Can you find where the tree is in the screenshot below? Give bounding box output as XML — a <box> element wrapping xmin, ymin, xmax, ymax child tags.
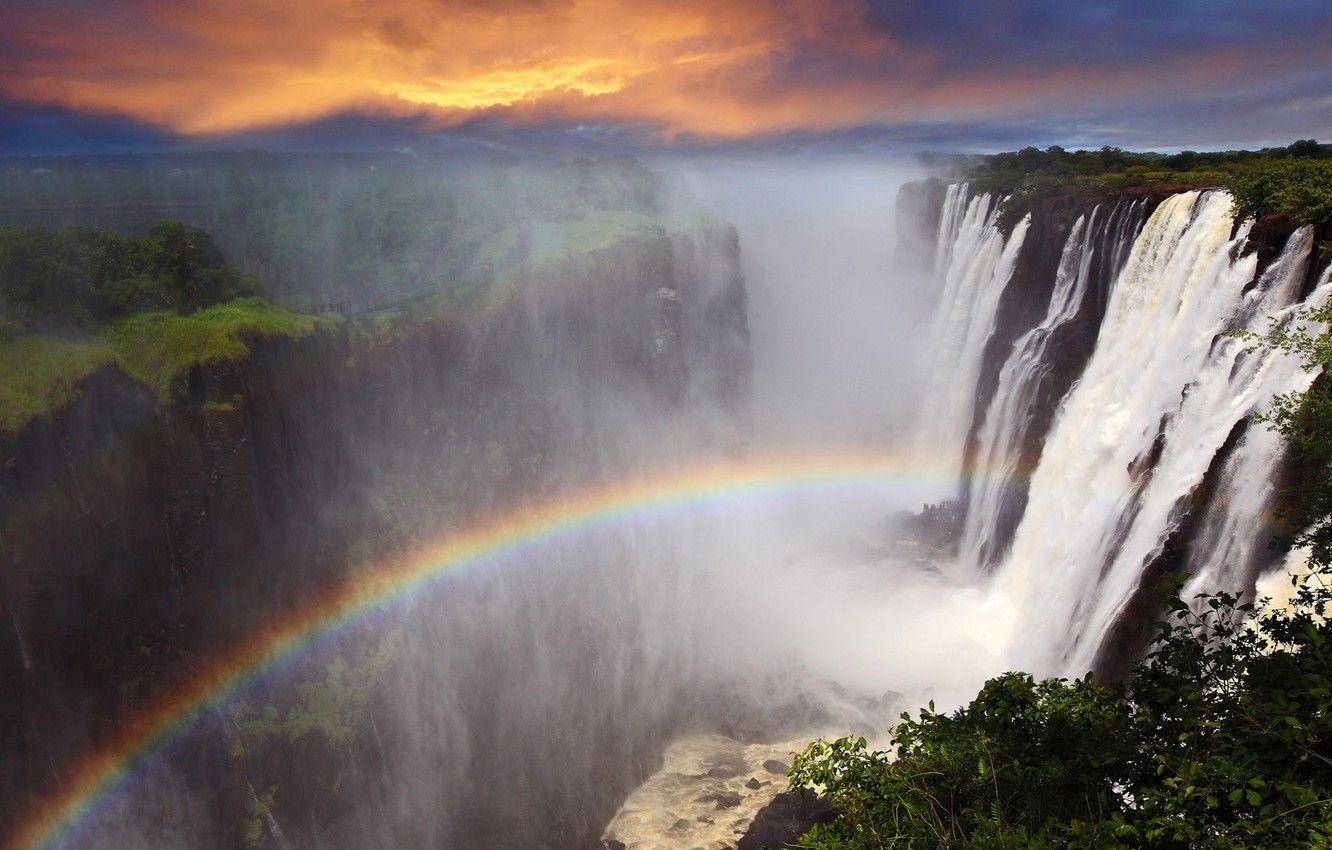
<box><xmin>1227</xmin><ymin>159</ymin><xmax>1332</xmax><ymax>225</ymax></box>
<box><xmin>0</xmin><ymin>222</ymin><xmax>259</xmax><ymax>330</ymax></box>
<box><xmin>1286</xmin><ymin>139</ymin><xmax>1323</xmax><ymax>159</ymax></box>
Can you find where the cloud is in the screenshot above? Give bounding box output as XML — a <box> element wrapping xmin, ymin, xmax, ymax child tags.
<box><xmin>0</xmin><ymin>0</ymin><xmax>890</xmax><ymax>136</ymax></box>
<box><xmin>0</xmin><ymin>0</ymin><xmax>1328</xmax><ymax>148</ymax></box>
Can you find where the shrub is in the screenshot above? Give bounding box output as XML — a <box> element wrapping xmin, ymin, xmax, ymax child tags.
<box><xmin>0</xmin><ymin>221</ymin><xmax>259</xmax><ymax>330</ymax></box>
<box><xmin>791</xmin><ymin>574</ymin><xmax>1332</xmax><ymax>849</ymax></box>
<box><xmin>1227</xmin><ymin>159</ymin><xmax>1332</xmax><ymax>225</ymax></box>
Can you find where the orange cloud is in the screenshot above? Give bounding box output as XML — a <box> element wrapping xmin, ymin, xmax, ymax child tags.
<box><xmin>0</xmin><ymin>0</ymin><xmax>907</xmax><ymax>136</ymax></box>
<box><xmin>1</xmin><ymin>0</ymin><xmax>1323</xmax><ymax>140</ymax></box>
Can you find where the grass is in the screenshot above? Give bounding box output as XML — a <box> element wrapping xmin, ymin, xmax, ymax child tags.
<box><xmin>103</xmin><ymin>297</ymin><xmax>341</xmax><ymax>399</ymax></box>
<box><xmin>465</xmin><ymin>210</ymin><xmax>663</xmax><ymax>285</ymax></box>
<box><xmin>0</xmin><ymin>333</ymin><xmax>116</xmax><ymax>435</ymax></box>
<box><xmin>0</xmin><ymin>298</ymin><xmax>343</xmax><ymax>435</ymax></box>
<box><xmin>527</xmin><ymin>210</ymin><xmax>662</xmax><ymax>269</ymax></box>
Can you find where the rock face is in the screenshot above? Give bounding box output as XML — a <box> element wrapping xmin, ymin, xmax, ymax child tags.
<box><xmin>600</xmin><ymin>734</ymin><xmax>812</xmax><ymax>850</ymax></box>
<box><xmin>737</xmin><ymin>791</ymin><xmax>835</xmax><ymax>850</ymax></box>
<box><xmin>0</xmin><ymin>221</ymin><xmax>751</xmax><ymax>846</ymax></box>
<box><xmin>894</xmin><ymin>176</ymin><xmax>947</xmax><ymax>270</ymax></box>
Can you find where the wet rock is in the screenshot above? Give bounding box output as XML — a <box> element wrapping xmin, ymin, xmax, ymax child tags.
<box><xmin>694</xmin><ymin>791</ymin><xmax>744</xmax><ymax>809</ymax></box>
<box><xmin>762</xmin><ymin>760</ymin><xmax>788</xmax><ymax>775</ymax></box>
<box><xmin>737</xmin><ymin>790</ymin><xmax>835</xmax><ymax>850</ymax></box>
<box><xmin>601</xmin><ymin>734</ymin><xmax>811</xmax><ymax>850</ymax></box>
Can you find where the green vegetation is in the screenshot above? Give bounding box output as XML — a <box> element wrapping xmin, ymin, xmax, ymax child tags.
<box><xmin>791</xmin><ymin>304</ymin><xmax>1332</xmax><ymax>848</ymax></box>
<box><xmin>791</xmin><ymin>578</ymin><xmax>1332</xmax><ymax>848</ymax></box>
<box><xmin>0</xmin><ymin>333</ymin><xmax>115</xmax><ymax>433</ymax></box>
<box><xmin>0</xmin><ymin>153</ymin><xmax>675</xmax><ymax>309</ymax></box>
<box><xmin>1228</xmin><ymin>158</ymin><xmax>1332</xmax><ymax>225</ymax></box>
<box><xmin>467</xmin><ymin>209</ymin><xmax>663</xmax><ymax>283</ymax></box>
<box><xmin>0</xmin><ymin>154</ymin><xmax>700</xmax><ymax>434</ymax></box>
<box><xmin>959</xmin><ymin>140</ymin><xmax>1332</xmax><ymax>231</ymax></box>
<box><xmin>103</xmin><ymin>298</ymin><xmax>338</xmax><ymax>399</ymax></box>
<box><xmin>227</xmin><ymin>637</ymin><xmax>397</xmax><ymax>845</ymax></box>
<box><xmin>0</xmin><ymin>220</ymin><xmax>258</xmax><ymax>330</ymax></box>
<box><xmin>0</xmin><ymin>220</ymin><xmax>338</xmax><ymax>433</ymax></box>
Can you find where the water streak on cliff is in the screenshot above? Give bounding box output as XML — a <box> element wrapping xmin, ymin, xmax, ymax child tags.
<box><xmin>1181</xmin><ymin>262</ymin><xmax>1332</xmax><ymax>600</ymax></box>
<box><xmin>915</xmin><ymin>184</ymin><xmax>1030</xmax><ymax>484</ymax></box>
<box><xmin>958</xmin><ymin>199</ymin><xmax>1146</xmax><ymax>573</ymax></box>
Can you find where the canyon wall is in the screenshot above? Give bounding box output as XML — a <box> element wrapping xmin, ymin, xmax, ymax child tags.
<box><xmin>0</xmin><ymin>223</ymin><xmax>750</xmax><ymax>848</ymax></box>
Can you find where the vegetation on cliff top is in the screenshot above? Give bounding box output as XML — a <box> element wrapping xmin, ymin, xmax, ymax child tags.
<box><xmin>0</xmin><ymin>156</ymin><xmax>721</xmax><ymax>433</ymax></box>
<box><xmin>957</xmin><ymin>140</ymin><xmax>1332</xmax><ymax>231</ymax></box>
<box><xmin>0</xmin><ymin>222</ymin><xmax>337</xmax><ymax>433</ymax></box>
<box><xmin>1228</xmin><ymin>158</ymin><xmax>1332</xmax><ymax>226</ymax></box>
<box><xmin>0</xmin><ymin>153</ymin><xmax>680</xmax><ymax>309</ymax></box>
<box><xmin>103</xmin><ymin>298</ymin><xmax>340</xmax><ymax>399</ymax></box>
<box><xmin>0</xmin><ymin>220</ymin><xmax>260</xmax><ymax>329</ymax></box>
<box><xmin>0</xmin><ymin>333</ymin><xmax>115</xmax><ymax>434</ymax></box>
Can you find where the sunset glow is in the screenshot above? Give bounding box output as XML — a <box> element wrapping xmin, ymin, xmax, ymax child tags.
<box><xmin>2</xmin><ymin>0</ymin><xmax>1328</xmax><ymax>146</ymax></box>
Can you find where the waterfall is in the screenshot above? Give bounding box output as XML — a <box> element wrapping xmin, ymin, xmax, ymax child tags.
<box><xmin>988</xmin><ymin>191</ymin><xmax>1320</xmax><ymax>675</ymax></box>
<box><xmin>1183</xmin><ymin>262</ymin><xmax>1332</xmax><ymax>599</ymax></box>
<box><xmin>915</xmin><ymin>183</ymin><xmax>1031</xmax><ymax>482</ymax></box>
<box><xmin>957</xmin><ymin>210</ymin><xmax>1098</xmax><ymax>573</ymax></box>
<box><xmin>956</xmin><ymin>200</ymin><xmax>1146</xmax><ymax>573</ymax></box>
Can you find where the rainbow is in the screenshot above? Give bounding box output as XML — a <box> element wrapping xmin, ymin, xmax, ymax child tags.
<box><xmin>9</xmin><ymin>451</ymin><xmax>1000</xmax><ymax>850</ymax></box>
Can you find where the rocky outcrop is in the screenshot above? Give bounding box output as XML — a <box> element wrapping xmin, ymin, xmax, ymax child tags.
<box><xmin>600</xmin><ymin>734</ymin><xmax>811</xmax><ymax>850</ymax></box>
<box><xmin>1246</xmin><ymin>214</ymin><xmax>1332</xmax><ymax>294</ymax></box>
<box><xmin>737</xmin><ymin>791</ymin><xmax>835</xmax><ymax>850</ymax></box>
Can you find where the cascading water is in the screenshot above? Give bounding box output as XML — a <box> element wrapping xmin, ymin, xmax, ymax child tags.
<box><xmin>957</xmin><ymin>210</ymin><xmax>1098</xmax><ymax>573</ymax></box>
<box><xmin>988</xmin><ymin>191</ymin><xmax>1321</xmax><ymax>675</ymax></box>
<box><xmin>1182</xmin><ymin>262</ymin><xmax>1332</xmax><ymax>600</ymax></box>
<box><xmin>957</xmin><ymin>199</ymin><xmax>1147</xmax><ymax>574</ymax></box>
<box><xmin>915</xmin><ymin>183</ymin><xmax>1031</xmax><ymax>481</ymax></box>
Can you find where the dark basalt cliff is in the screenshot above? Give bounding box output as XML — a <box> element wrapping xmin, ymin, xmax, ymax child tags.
<box><xmin>0</xmin><ymin>224</ymin><xmax>750</xmax><ymax>847</ymax></box>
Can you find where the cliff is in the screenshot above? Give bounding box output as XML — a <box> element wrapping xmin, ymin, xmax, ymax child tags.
<box><xmin>893</xmin><ymin>177</ymin><xmax>947</xmax><ymax>270</ymax></box>
<box><xmin>0</xmin><ymin>218</ymin><xmax>750</xmax><ymax>845</ymax></box>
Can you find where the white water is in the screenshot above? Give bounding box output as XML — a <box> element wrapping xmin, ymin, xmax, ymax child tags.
<box><xmin>915</xmin><ymin>183</ymin><xmax>1031</xmax><ymax>481</ymax></box>
<box><xmin>957</xmin><ymin>211</ymin><xmax>1098</xmax><ymax>573</ymax></box>
<box><xmin>1183</xmin><ymin>262</ymin><xmax>1332</xmax><ymax>599</ymax></box>
<box><xmin>988</xmin><ymin>191</ymin><xmax>1320</xmax><ymax>675</ymax></box>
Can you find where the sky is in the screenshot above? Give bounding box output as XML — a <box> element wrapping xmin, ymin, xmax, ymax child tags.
<box><xmin>1</xmin><ymin>0</ymin><xmax>1330</xmax><ymax>155</ymax></box>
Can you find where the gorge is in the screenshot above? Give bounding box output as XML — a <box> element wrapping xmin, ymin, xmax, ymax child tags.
<box><xmin>1</xmin><ymin>152</ymin><xmax>1330</xmax><ymax>849</ymax></box>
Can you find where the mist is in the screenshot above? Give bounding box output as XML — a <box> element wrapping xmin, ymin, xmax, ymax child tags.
<box><xmin>4</xmin><ymin>152</ymin><xmax>1016</xmax><ymax>850</ymax></box>
<box><xmin>675</xmin><ymin>156</ymin><xmax>941</xmax><ymax>447</ymax></box>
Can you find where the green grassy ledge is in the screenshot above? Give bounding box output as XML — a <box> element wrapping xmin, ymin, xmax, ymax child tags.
<box><xmin>0</xmin><ymin>334</ymin><xmax>117</xmax><ymax>435</ymax></box>
<box><xmin>103</xmin><ymin>297</ymin><xmax>342</xmax><ymax>399</ymax></box>
<box><xmin>0</xmin><ymin>298</ymin><xmax>341</xmax><ymax>437</ymax></box>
